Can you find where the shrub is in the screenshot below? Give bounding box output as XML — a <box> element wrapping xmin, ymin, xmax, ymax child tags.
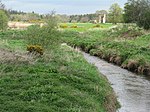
<box><xmin>27</xmin><ymin>45</ymin><xmax>44</xmax><ymax>55</ymax></box>
<box><xmin>70</xmin><ymin>25</ymin><xmax>78</xmax><ymax>28</ymax></box>
<box><xmin>25</xmin><ymin>20</ymin><xmax>61</xmax><ymax>50</ymax></box>
<box><xmin>93</xmin><ymin>24</ymin><xmax>101</xmax><ymax>28</ymax></box>
<box><xmin>108</xmin><ymin>24</ymin><xmax>144</xmax><ymax>39</ymax></box>
<box><xmin>60</xmin><ymin>24</ymin><xmax>68</xmax><ymax>28</ymax></box>
<box><xmin>0</xmin><ymin>10</ymin><xmax>8</xmax><ymax>30</ymax></box>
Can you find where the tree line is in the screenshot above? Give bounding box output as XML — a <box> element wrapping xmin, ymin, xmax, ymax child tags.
<box><xmin>0</xmin><ymin>0</ymin><xmax>150</xmax><ymax>30</ymax></box>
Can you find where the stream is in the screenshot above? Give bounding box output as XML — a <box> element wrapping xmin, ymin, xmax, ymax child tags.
<box><xmin>82</xmin><ymin>52</ymin><xmax>150</xmax><ymax>112</ymax></box>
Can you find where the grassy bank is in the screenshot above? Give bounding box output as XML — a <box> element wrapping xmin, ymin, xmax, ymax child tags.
<box><xmin>0</xmin><ymin>28</ymin><xmax>118</xmax><ymax>112</ymax></box>
<box><xmin>61</xmin><ymin>24</ymin><xmax>150</xmax><ymax>76</ymax></box>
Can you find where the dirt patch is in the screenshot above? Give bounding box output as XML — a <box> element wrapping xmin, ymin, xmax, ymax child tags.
<box><xmin>138</xmin><ymin>66</ymin><xmax>150</xmax><ymax>76</ymax></box>
<box><xmin>109</xmin><ymin>56</ymin><xmax>116</xmax><ymax>63</ymax></box>
<box><xmin>114</xmin><ymin>56</ymin><xmax>122</xmax><ymax>66</ymax></box>
<box><xmin>0</xmin><ymin>48</ymin><xmax>34</xmax><ymax>64</ymax></box>
<box><xmin>127</xmin><ymin>60</ymin><xmax>139</xmax><ymax>72</ymax></box>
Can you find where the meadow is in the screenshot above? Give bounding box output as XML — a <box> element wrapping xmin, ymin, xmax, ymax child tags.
<box><xmin>0</xmin><ymin>25</ymin><xmax>119</xmax><ymax>112</ymax></box>
<box><xmin>59</xmin><ymin>23</ymin><xmax>113</xmax><ymax>32</ymax></box>
<box><xmin>1</xmin><ymin>22</ymin><xmax>149</xmax><ymax>112</ymax></box>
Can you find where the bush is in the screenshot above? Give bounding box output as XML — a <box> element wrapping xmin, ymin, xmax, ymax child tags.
<box><xmin>93</xmin><ymin>24</ymin><xmax>101</xmax><ymax>28</ymax></box>
<box><xmin>27</xmin><ymin>45</ymin><xmax>44</xmax><ymax>55</ymax></box>
<box><xmin>60</xmin><ymin>24</ymin><xmax>68</xmax><ymax>28</ymax></box>
<box><xmin>70</xmin><ymin>25</ymin><xmax>78</xmax><ymax>28</ymax></box>
<box><xmin>108</xmin><ymin>24</ymin><xmax>144</xmax><ymax>39</ymax></box>
<box><xmin>0</xmin><ymin>10</ymin><xmax>8</xmax><ymax>30</ymax></box>
<box><xmin>25</xmin><ymin>12</ymin><xmax>61</xmax><ymax>50</ymax></box>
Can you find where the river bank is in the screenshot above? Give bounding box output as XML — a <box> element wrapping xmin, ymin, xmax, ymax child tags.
<box><xmin>62</xmin><ymin>24</ymin><xmax>150</xmax><ymax>76</ymax></box>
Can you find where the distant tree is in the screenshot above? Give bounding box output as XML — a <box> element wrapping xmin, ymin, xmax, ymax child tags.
<box><xmin>96</xmin><ymin>10</ymin><xmax>107</xmax><ymax>15</ymax></box>
<box><xmin>108</xmin><ymin>3</ymin><xmax>123</xmax><ymax>24</ymax></box>
<box><xmin>124</xmin><ymin>0</ymin><xmax>150</xmax><ymax>29</ymax></box>
<box><xmin>69</xmin><ymin>13</ymin><xmax>98</xmax><ymax>23</ymax></box>
<box><xmin>80</xmin><ymin>16</ymin><xmax>89</xmax><ymax>23</ymax></box>
<box><xmin>0</xmin><ymin>0</ymin><xmax>5</xmax><ymax>10</ymax></box>
<box><xmin>57</xmin><ymin>14</ymin><xmax>70</xmax><ymax>23</ymax></box>
<box><xmin>0</xmin><ymin>10</ymin><xmax>8</xmax><ymax>30</ymax></box>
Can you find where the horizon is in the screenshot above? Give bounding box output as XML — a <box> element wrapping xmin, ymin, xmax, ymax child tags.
<box><xmin>2</xmin><ymin>0</ymin><xmax>127</xmax><ymax>15</ymax></box>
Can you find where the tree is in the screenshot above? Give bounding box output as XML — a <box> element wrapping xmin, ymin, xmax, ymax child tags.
<box><xmin>124</xmin><ymin>0</ymin><xmax>150</xmax><ymax>29</ymax></box>
<box><xmin>0</xmin><ymin>10</ymin><xmax>8</xmax><ymax>30</ymax></box>
<box><xmin>80</xmin><ymin>16</ymin><xmax>89</xmax><ymax>23</ymax></box>
<box><xmin>0</xmin><ymin>0</ymin><xmax>5</xmax><ymax>10</ymax></box>
<box><xmin>108</xmin><ymin>3</ymin><xmax>123</xmax><ymax>24</ymax></box>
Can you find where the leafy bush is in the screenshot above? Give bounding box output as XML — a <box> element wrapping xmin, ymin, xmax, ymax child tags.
<box><xmin>108</xmin><ymin>24</ymin><xmax>144</xmax><ymax>39</ymax></box>
<box><xmin>27</xmin><ymin>45</ymin><xmax>44</xmax><ymax>55</ymax></box>
<box><xmin>93</xmin><ymin>24</ymin><xmax>102</xmax><ymax>28</ymax></box>
<box><xmin>25</xmin><ymin>19</ymin><xmax>61</xmax><ymax>50</ymax></box>
<box><xmin>70</xmin><ymin>25</ymin><xmax>78</xmax><ymax>28</ymax></box>
<box><xmin>60</xmin><ymin>24</ymin><xmax>68</xmax><ymax>28</ymax></box>
<box><xmin>0</xmin><ymin>10</ymin><xmax>8</xmax><ymax>30</ymax></box>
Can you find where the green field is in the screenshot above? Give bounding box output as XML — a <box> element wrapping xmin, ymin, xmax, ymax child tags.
<box><xmin>0</xmin><ymin>27</ymin><xmax>118</xmax><ymax>112</ymax></box>
<box><xmin>59</xmin><ymin>23</ymin><xmax>114</xmax><ymax>32</ymax></box>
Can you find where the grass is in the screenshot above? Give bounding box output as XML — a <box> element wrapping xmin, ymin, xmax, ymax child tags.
<box><xmin>0</xmin><ymin>27</ymin><xmax>118</xmax><ymax>112</ymax></box>
<box><xmin>0</xmin><ymin>30</ymin><xmax>26</xmax><ymax>51</ymax></box>
<box><xmin>59</xmin><ymin>23</ymin><xmax>113</xmax><ymax>32</ymax></box>
<box><xmin>61</xmin><ymin>24</ymin><xmax>150</xmax><ymax>76</ymax></box>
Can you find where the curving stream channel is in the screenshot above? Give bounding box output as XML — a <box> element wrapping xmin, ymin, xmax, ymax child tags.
<box><xmin>82</xmin><ymin>52</ymin><xmax>150</xmax><ymax>112</ymax></box>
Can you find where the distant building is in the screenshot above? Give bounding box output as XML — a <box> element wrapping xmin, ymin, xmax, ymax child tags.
<box><xmin>96</xmin><ymin>10</ymin><xmax>107</xmax><ymax>23</ymax></box>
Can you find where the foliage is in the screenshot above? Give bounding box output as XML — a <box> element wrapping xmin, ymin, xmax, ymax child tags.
<box><xmin>59</xmin><ymin>24</ymin><xmax>68</xmax><ymax>28</ymax></box>
<box><xmin>0</xmin><ymin>9</ymin><xmax>8</xmax><ymax>30</ymax></box>
<box><xmin>0</xmin><ymin>0</ymin><xmax>5</xmax><ymax>10</ymax></box>
<box><xmin>44</xmin><ymin>11</ymin><xmax>58</xmax><ymax>30</ymax></box>
<box><xmin>108</xmin><ymin>24</ymin><xmax>144</xmax><ymax>39</ymax></box>
<box><xmin>25</xmin><ymin>12</ymin><xmax>61</xmax><ymax>50</ymax></box>
<box><xmin>124</xmin><ymin>0</ymin><xmax>150</xmax><ymax>29</ymax></box>
<box><xmin>70</xmin><ymin>24</ymin><xmax>78</xmax><ymax>28</ymax></box>
<box><xmin>108</xmin><ymin>3</ymin><xmax>123</xmax><ymax>24</ymax></box>
<box><xmin>93</xmin><ymin>24</ymin><xmax>103</xmax><ymax>28</ymax></box>
<box><xmin>27</xmin><ymin>45</ymin><xmax>44</xmax><ymax>55</ymax></box>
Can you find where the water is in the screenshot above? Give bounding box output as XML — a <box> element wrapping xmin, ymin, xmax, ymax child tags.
<box><xmin>83</xmin><ymin>52</ymin><xmax>150</xmax><ymax>112</ymax></box>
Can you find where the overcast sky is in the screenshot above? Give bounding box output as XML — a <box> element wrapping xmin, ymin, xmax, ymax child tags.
<box><xmin>2</xmin><ymin>0</ymin><xmax>127</xmax><ymax>15</ymax></box>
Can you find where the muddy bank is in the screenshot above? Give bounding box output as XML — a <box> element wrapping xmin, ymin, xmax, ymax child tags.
<box><xmin>83</xmin><ymin>52</ymin><xmax>150</xmax><ymax>112</ymax></box>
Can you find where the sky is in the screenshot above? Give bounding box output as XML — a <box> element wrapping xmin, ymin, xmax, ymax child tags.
<box><xmin>2</xmin><ymin>0</ymin><xmax>127</xmax><ymax>15</ymax></box>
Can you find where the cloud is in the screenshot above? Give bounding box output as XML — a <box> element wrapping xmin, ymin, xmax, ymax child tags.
<box><xmin>2</xmin><ymin>0</ymin><xmax>127</xmax><ymax>14</ymax></box>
